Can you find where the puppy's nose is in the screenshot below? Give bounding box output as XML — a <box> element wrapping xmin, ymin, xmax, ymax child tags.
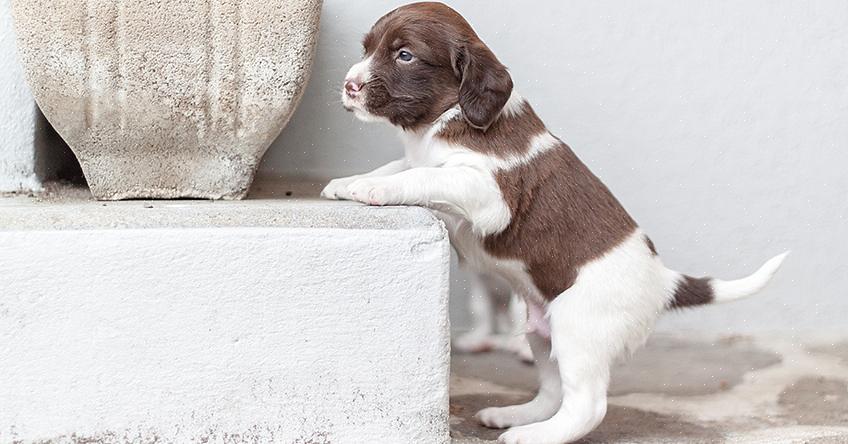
<box><xmin>344</xmin><ymin>78</ymin><xmax>363</xmax><ymax>96</ymax></box>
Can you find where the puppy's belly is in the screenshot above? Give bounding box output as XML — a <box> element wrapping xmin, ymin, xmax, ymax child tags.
<box><xmin>435</xmin><ymin>210</ymin><xmax>548</xmax><ymax>309</ymax></box>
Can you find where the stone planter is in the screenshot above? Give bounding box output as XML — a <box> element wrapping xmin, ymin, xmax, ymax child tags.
<box><xmin>11</xmin><ymin>0</ymin><xmax>322</xmax><ymax>200</ymax></box>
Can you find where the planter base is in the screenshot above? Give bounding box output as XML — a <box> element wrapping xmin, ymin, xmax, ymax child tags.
<box><xmin>81</xmin><ymin>150</ymin><xmax>258</xmax><ymax>200</ymax></box>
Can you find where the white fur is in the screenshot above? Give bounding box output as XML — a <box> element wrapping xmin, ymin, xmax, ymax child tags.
<box><xmin>343</xmin><ymin>107</ymin><xmax>515</xmax><ymax>237</ymax></box>
<box><xmin>321</xmin><ymin>159</ymin><xmax>408</xmax><ymax>200</ymax></box>
<box><xmin>503</xmin><ymin>294</ymin><xmax>534</xmax><ymax>361</ymax></box>
<box><xmin>476</xmin><ymin>333</ymin><xmax>563</xmax><ymax>429</ymax></box>
<box><xmin>341</xmin><ymin>56</ymin><xmax>390</xmax><ymax>124</ymax></box>
<box><xmin>345</xmin><ymin>56</ymin><xmax>372</xmax><ymax>85</ymax></box>
<box><xmin>709</xmin><ymin>252</ymin><xmax>789</xmax><ymax>302</ymax></box>
<box><xmin>493</xmin><ymin>131</ymin><xmax>561</xmax><ymax>171</ymax></box>
<box><xmin>498</xmin><ymin>230</ymin><xmax>670</xmax><ymax>444</ymax></box>
<box><xmin>501</xmin><ymin>91</ymin><xmax>527</xmax><ymax>118</ymax></box>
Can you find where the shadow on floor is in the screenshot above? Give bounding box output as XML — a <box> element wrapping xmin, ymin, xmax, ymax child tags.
<box><xmin>450</xmin><ymin>335</ymin><xmax>848</xmax><ymax>443</ymax></box>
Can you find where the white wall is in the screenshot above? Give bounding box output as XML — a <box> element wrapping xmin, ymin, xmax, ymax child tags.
<box><xmin>0</xmin><ymin>0</ymin><xmax>39</xmax><ymax>191</ymax></box>
<box><xmin>261</xmin><ymin>0</ymin><xmax>848</xmax><ymax>335</ymax></box>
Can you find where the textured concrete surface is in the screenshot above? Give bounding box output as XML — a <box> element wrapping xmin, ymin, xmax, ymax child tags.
<box><xmin>11</xmin><ymin>0</ymin><xmax>322</xmax><ymax>200</ymax></box>
<box><xmin>0</xmin><ymin>182</ymin><xmax>451</xmax><ymax>443</ymax></box>
<box><xmin>451</xmin><ymin>335</ymin><xmax>848</xmax><ymax>443</ymax></box>
<box><xmin>0</xmin><ymin>180</ymin><xmax>442</xmax><ymax>232</ymax></box>
<box><xmin>0</xmin><ymin>0</ymin><xmax>39</xmax><ymax>192</ymax></box>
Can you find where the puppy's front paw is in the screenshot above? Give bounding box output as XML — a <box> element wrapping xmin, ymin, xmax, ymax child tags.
<box><xmin>347</xmin><ymin>178</ymin><xmax>395</xmax><ymax>206</ymax></box>
<box><xmin>321</xmin><ymin>177</ymin><xmax>356</xmax><ymax>200</ymax></box>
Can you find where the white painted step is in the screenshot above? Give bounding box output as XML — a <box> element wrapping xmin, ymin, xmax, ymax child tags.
<box><xmin>0</xmin><ymin>190</ymin><xmax>451</xmax><ymax>443</ymax></box>
<box><xmin>0</xmin><ymin>0</ymin><xmax>39</xmax><ymax>192</ymax></box>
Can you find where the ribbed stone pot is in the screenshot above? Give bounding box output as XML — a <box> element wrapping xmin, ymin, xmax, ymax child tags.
<box><xmin>11</xmin><ymin>0</ymin><xmax>322</xmax><ymax>200</ymax></box>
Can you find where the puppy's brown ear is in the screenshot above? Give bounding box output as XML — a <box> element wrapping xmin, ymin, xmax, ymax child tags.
<box><xmin>453</xmin><ymin>41</ymin><xmax>513</xmax><ymax>131</ymax></box>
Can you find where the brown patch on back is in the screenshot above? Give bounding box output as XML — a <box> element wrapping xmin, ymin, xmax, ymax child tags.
<box><xmin>482</xmin><ymin>139</ymin><xmax>639</xmax><ymax>300</ymax></box>
<box><xmin>439</xmin><ymin>101</ymin><xmax>545</xmax><ymax>157</ymax></box>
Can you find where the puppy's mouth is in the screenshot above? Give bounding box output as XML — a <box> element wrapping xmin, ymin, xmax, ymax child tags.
<box><xmin>341</xmin><ymin>88</ymin><xmax>385</xmax><ymax>123</ymax></box>
<box><xmin>342</xmin><ymin>98</ymin><xmax>364</xmax><ymax>116</ymax></box>
<box><xmin>341</xmin><ymin>97</ymin><xmax>367</xmax><ymax>119</ymax></box>
<box><xmin>341</xmin><ymin>89</ymin><xmax>363</xmax><ymax>112</ymax></box>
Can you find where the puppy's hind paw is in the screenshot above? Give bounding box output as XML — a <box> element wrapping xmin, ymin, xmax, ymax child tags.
<box><xmin>453</xmin><ymin>332</ymin><xmax>496</xmax><ymax>354</ymax></box>
<box><xmin>475</xmin><ymin>407</ymin><xmax>519</xmax><ymax>429</ymax></box>
<box><xmin>498</xmin><ymin>423</ymin><xmax>560</xmax><ymax>444</ymax></box>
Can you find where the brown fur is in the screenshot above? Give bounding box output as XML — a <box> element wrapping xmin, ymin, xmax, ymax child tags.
<box><xmin>669</xmin><ymin>276</ymin><xmax>715</xmax><ymax>308</ymax></box>
<box><xmin>645</xmin><ymin>236</ymin><xmax>658</xmax><ymax>256</ymax></box>
<box><xmin>485</xmin><ymin>143</ymin><xmax>639</xmax><ymax>300</ymax></box>
<box><xmin>439</xmin><ymin>102</ymin><xmax>546</xmax><ymax>157</ymax></box>
<box><xmin>357</xmin><ymin>2</ymin><xmax>511</xmax><ymax>131</ymax></box>
<box><xmin>358</xmin><ymin>3</ymin><xmax>463</xmax><ymax>129</ymax></box>
<box><xmin>468</xmin><ymin>108</ymin><xmax>638</xmax><ymax>300</ymax></box>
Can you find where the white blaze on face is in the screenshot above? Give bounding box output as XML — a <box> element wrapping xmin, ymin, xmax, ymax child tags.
<box><xmin>341</xmin><ymin>56</ymin><xmax>373</xmax><ymax>109</ymax></box>
<box><xmin>345</xmin><ymin>56</ymin><xmax>373</xmax><ymax>85</ymax></box>
<box><xmin>342</xmin><ymin>56</ymin><xmax>387</xmax><ymax>123</ymax></box>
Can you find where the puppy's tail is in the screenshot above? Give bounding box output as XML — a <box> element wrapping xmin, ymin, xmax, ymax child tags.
<box><xmin>666</xmin><ymin>252</ymin><xmax>789</xmax><ymax>309</ymax></box>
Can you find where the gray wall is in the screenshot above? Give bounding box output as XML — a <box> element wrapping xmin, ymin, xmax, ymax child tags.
<box><xmin>260</xmin><ymin>1</ymin><xmax>848</xmax><ymax>336</ymax></box>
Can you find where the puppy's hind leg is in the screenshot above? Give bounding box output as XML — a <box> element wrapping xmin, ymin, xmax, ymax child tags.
<box><xmin>498</xmin><ymin>294</ymin><xmax>615</xmax><ymax>444</ymax></box>
<box><xmin>475</xmin><ymin>332</ymin><xmax>562</xmax><ymax>429</ymax></box>
<box><xmin>454</xmin><ymin>273</ymin><xmax>497</xmax><ymax>353</ymax></box>
<box><xmin>499</xmin><ymin>238</ymin><xmax>666</xmax><ymax>444</ymax></box>
<box><xmin>503</xmin><ymin>294</ymin><xmax>534</xmax><ymax>363</ymax></box>
<box><xmin>500</xmin><ymin>277</ymin><xmax>664</xmax><ymax>438</ymax></box>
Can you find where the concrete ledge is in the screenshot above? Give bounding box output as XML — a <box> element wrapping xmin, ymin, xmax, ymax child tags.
<box><xmin>0</xmin><ymin>187</ymin><xmax>451</xmax><ymax>443</ymax></box>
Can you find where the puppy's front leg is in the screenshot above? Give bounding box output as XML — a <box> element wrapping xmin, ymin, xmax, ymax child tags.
<box><xmin>321</xmin><ymin>159</ymin><xmax>409</xmax><ymax>200</ymax></box>
<box><xmin>347</xmin><ymin>166</ymin><xmax>511</xmax><ymax>236</ymax></box>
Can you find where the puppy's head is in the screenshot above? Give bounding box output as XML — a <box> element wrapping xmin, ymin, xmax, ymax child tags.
<box><xmin>342</xmin><ymin>2</ymin><xmax>513</xmax><ymax>131</ymax></box>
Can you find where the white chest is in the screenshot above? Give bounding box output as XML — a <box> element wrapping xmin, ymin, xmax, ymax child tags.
<box><xmin>399</xmin><ymin>129</ymin><xmax>455</xmax><ymax>168</ymax></box>
<box><xmin>396</xmin><ymin>119</ymin><xmax>541</xmax><ymax>301</ymax></box>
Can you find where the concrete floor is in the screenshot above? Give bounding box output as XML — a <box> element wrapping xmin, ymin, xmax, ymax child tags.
<box><xmin>450</xmin><ymin>335</ymin><xmax>848</xmax><ymax>443</ymax></box>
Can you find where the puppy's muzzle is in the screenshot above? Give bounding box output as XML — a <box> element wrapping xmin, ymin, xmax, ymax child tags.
<box><xmin>344</xmin><ymin>78</ymin><xmax>364</xmax><ymax>99</ymax></box>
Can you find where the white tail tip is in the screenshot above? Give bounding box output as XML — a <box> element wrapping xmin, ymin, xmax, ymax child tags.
<box><xmin>712</xmin><ymin>251</ymin><xmax>790</xmax><ymax>303</ymax></box>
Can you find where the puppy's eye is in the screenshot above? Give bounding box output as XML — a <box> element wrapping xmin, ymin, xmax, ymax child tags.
<box><xmin>397</xmin><ymin>50</ymin><xmax>414</xmax><ymax>63</ymax></box>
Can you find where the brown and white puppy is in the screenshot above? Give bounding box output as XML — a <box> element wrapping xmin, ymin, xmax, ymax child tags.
<box><xmin>322</xmin><ymin>3</ymin><xmax>788</xmax><ymax>443</ymax></box>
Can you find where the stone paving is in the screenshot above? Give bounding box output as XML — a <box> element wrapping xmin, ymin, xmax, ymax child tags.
<box><xmin>451</xmin><ymin>335</ymin><xmax>848</xmax><ymax>443</ymax></box>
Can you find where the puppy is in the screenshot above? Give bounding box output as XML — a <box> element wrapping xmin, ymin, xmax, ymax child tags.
<box><xmin>322</xmin><ymin>3</ymin><xmax>788</xmax><ymax>443</ymax></box>
<box><xmin>454</xmin><ymin>272</ymin><xmax>534</xmax><ymax>363</ymax></box>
